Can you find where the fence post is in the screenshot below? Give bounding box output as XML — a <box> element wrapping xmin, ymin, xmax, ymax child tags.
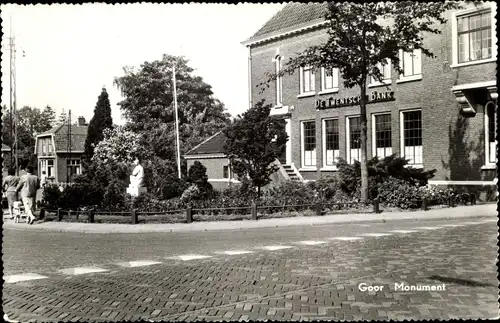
<box><xmin>251</xmin><ymin>202</ymin><xmax>257</xmax><ymax>220</ymax></box>
<box><xmin>186</xmin><ymin>207</ymin><xmax>193</xmax><ymax>224</ymax></box>
<box><xmin>373</xmin><ymin>198</ymin><xmax>380</xmax><ymax>214</ymax></box>
<box><xmin>39</xmin><ymin>208</ymin><xmax>45</xmax><ymax>220</ymax></box>
<box><xmin>449</xmin><ymin>195</ymin><xmax>455</xmax><ymax>207</ymax></box>
<box><xmin>131</xmin><ymin>209</ymin><xmax>138</xmax><ymax>224</ymax></box>
<box><xmin>88</xmin><ymin>210</ymin><xmax>94</xmax><ymax>223</ymax></box>
<box><xmin>421</xmin><ymin>198</ymin><xmax>428</xmax><ymax>211</ymax></box>
<box><xmin>471</xmin><ymin>194</ymin><xmax>476</xmax><ymax>205</ymax></box>
<box><xmin>57</xmin><ymin>208</ymin><xmax>62</xmax><ymax>221</ymax></box>
<box><xmin>315</xmin><ymin>202</ymin><xmax>323</xmax><ymax>216</ymax></box>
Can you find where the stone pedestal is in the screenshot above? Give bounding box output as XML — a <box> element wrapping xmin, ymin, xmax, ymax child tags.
<box><xmin>126</xmin><ymin>186</ymin><xmax>147</xmax><ymax>197</ymax></box>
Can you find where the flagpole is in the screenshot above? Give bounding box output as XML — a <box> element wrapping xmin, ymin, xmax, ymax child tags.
<box><xmin>172</xmin><ymin>63</ymin><xmax>181</xmax><ymax>179</ymax></box>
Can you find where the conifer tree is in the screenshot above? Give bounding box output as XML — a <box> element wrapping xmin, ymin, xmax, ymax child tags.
<box><xmin>84</xmin><ymin>87</ymin><xmax>113</xmax><ymax>162</ymax></box>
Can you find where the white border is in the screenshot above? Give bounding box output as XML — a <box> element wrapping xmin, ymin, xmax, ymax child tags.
<box><xmin>300</xmin><ymin>120</ymin><xmax>317</xmax><ymax>169</ymax></box>
<box><xmin>450</xmin><ymin>3</ymin><xmax>497</xmax><ymax>68</ymax></box>
<box><xmin>322</xmin><ymin>118</ymin><xmax>339</xmax><ymax>170</ymax></box>
<box><xmin>400</xmin><ymin>109</ymin><xmax>423</xmax><ymax>168</ymax></box>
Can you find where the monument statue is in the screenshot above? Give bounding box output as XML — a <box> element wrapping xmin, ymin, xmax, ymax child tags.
<box><xmin>127</xmin><ymin>158</ymin><xmax>147</xmax><ymax>196</ymax></box>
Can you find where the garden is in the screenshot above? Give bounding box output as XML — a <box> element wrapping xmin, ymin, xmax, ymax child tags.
<box><xmin>39</xmin><ymin>154</ymin><xmax>472</xmax><ymax>224</ymax></box>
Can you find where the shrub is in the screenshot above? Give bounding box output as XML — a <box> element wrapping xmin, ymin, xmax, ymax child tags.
<box><xmin>307</xmin><ymin>176</ymin><xmax>340</xmax><ymax>201</ymax></box>
<box><xmin>102</xmin><ymin>179</ymin><xmax>128</xmax><ymax>210</ymax></box>
<box><xmin>377</xmin><ymin>177</ymin><xmax>421</xmax><ymax>209</ymax></box>
<box><xmin>337</xmin><ymin>154</ymin><xmax>437</xmax><ymax>199</ymax></box>
<box><xmin>187</xmin><ymin>161</ymin><xmax>214</xmax><ymax>199</ymax></box>
<box><xmin>420</xmin><ymin>184</ymin><xmax>454</xmax><ymax>205</ymax></box>
<box><xmin>42</xmin><ymin>184</ymin><xmax>64</xmax><ymax>209</ymax></box>
<box><xmin>261</xmin><ymin>181</ymin><xmax>316</xmax><ymax>206</ymax></box>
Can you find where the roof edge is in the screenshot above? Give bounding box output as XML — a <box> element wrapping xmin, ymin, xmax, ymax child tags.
<box><xmin>242</xmin><ymin>18</ymin><xmax>327</xmax><ymax>47</ymax></box>
<box><xmin>185</xmin><ymin>131</ymin><xmax>224</xmax><ymax>155</ymax></box>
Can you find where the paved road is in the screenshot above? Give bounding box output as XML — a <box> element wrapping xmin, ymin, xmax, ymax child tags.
<box><xmin>2</xmin><ymin>216</ymin><xmax>498</xmax><ymax>321</ymax></box>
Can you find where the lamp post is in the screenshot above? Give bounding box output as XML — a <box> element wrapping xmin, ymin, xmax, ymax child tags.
<box><xmin>172</xmin><ymin>62</ymin><xmax>181</xmax><ymax>179</ymax></box>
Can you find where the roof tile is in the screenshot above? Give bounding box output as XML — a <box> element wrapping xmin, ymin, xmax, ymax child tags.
<box><xmin>185</xmin><ymin>131</ymin><xmax>226</xmax><ymax>155</ymax></box>
<box><xmin>249</xmin><ymin>2</ymin><xmax>328</xmax><ymax>40</ymax></box>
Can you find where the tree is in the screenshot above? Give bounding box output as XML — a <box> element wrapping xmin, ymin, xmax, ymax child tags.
<box><xmin>40</xmin><ymin>105</ymin><xmax>56</xmax><ymax>130</ymax></box>
<box><xmin>114</xmin><ymin>54</ymin><xmax>230</xmax><ymax>166</ymax></box>
<box><xmin>84</xmin><ymin>88</ymin><xmax>113</xmax><ymax>162</ymax></box>
<box><xmin>57</xmin><ymin>108</ymin><xmax>68</xmax><ymax>126</ymax></box>
<box><xmin>263</xmin><ymin>1</ymin><xmax>461</xmax><ymax>203</ymax></box>
<box><xmin>223</xmin><ymin>100</ymin><xmax>288</xmax><ymax>198</ymax></box>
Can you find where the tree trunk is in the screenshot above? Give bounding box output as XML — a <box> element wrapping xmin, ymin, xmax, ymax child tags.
<box><xmin>359</xmin><ymin>83</ymin><xmax>369</xmax><ymax>203</ymax></box>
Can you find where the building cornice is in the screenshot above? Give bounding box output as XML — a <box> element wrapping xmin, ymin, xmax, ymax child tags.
<box><xmin>242</xmin><ymin>19</ymin><xmax>328</xmax><ymax>47</ymax></box>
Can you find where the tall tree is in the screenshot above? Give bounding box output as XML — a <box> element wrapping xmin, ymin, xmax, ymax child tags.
<box><xmin>114</xmin><ymin>54</ymin><xmax>230</xmax><ymax>166</ymax></box>
<box><xmin>223</xmin><ymin>100</ymin><xmax>288</xmax><ymax>198</ymax></box>
<box><xmin>264</xmin><ymin>1</ymin><xmax>461</xmax><ymax>202</ymax></box>
<box><xmin>57</xmin><ymin>108</ymin><xmax>68</xmax><ymax>126</ymax></box>
<box><xmin>84</xmin><ymin>87</ymin><xmax>113</xmax><ymax>162</ymax></box>
<box><xmin>40</xmin><ymin>105</ymin><xmax>57</xmax><ymax>130</ymax></box>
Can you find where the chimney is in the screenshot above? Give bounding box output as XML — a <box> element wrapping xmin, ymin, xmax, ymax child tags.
<box><xmin>78</xmin><ymin>116</ymin><xmax>86</xmax><ymax>126</ymax></box>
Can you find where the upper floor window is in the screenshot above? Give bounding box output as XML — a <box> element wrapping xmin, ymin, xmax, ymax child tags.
<box><xmin>398</xmin><ymin>49</ymin><xmax>422</xmax><ymax>82</ymax></box>
<box><xmin>452</xmin><ymin>4</ymin><xmax>496</xmax><ymax>67</ymax></box>
<box><xmin>42</xmin><ymin>141</ymin><xmax>47</xmax><ymax>154</ymax></box>
<box><xmin>369</xmin><ymin>61</ymin><xmax>391</xmax><ymax>86</ymax></box>
<box><xmin>299</xmin><ymin>66</ymin><xmax>315</xmax><ymax>95</ymax></box>
<box><xmin>457</xmin><ymin>10</ymin><xmax>492</xmax><ymax>63</ymax></box>
<box><xmin>274</xmin><ymin>55</ymin><xmax>283</xmax><ymax>106</ymax></box>
<box><xmin>321</xmin><ymin>67</ymin><xmax>339</xmax><ymax>93</ymax></box>
<box><xmin>223</xmin><ymin>165</ymin><xmax>229</xmax><ymax>179</ymax></box>
<box><xmin>485</xmin><ymin>101</ymin><xmax>497</xmax><ymax>165</ymax></box>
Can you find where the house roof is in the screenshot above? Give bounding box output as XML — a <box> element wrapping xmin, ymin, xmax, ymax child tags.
<box><xmin>185</xmin><ymin>131</ymin><xmax>226</xmax><ymax>156</ymax></box>
<box><xmin>246</xmin><ymin>2</ymin><xmax>328</xmax><ymax>43</ymax></box>
<box><xmin>37</xmin><ymin>123</ymin><xmax>88</xmax><ymax>152</ymax></box>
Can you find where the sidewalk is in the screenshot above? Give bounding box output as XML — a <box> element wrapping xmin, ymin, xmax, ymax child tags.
<box><xmin>2</xmin><ymin>204</ymin><xmax>497</xmax><ymax>234</ymax></box>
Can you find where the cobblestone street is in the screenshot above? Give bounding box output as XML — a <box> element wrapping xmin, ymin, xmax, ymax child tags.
<box><xmin>2</xmin><ymin>216</ymin><xmax>498</xmax><ymax>321</ymax></box>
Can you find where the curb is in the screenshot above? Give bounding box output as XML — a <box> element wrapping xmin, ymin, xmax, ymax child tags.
<box><xmin>2</xmin><ymin>204</ymin><xmax>497</xmax><ymax>234</ymax></box>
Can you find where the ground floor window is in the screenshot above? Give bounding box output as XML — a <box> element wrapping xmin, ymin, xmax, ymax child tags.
<box><xmin>485</xmin><ymin>101</ymin><xmax>497</xmax><ymax>164</ymax></box>
<box><xmin>223</xmin><ymin>165</ymin><xmax>229</xmax><ymax>179</ymax></box>
<box><xmin>373</xmin><ymin>114</ymin><xmax>392</xmax><ymax>158</ymax></box>
<box><xmin>301</xmin><ymin>121</ymin><xmax>316</xmax><ymax>167</ymax></box>
<box><xmin>67</xmin><ymin>159</ymin><xmax>81</xmax><ymax>178</ymax></box>
<box><xmin>40</xmin><ymin>159</ymin><xmax>54</xmax><ymax>178</ymax></box>
<box><xmin>323</xmin><ymin>118</ymin><xmax>339</xmax><ymax>167</ymax></box>
<box><xmin>401</xmin><ymin>110</ymin><xmax>423</xmax><ymax>165</ymax></box>
<box><xmin>347</xmin><ymin>116</ymin><xmax>361</xmax><ymax>164</ymax></box>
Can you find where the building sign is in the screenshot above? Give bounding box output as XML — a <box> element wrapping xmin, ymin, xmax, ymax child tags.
<box><xmin>315</xmin><ymin>90</ymin><xmax>395</xmax><ymax>109</ymax></box>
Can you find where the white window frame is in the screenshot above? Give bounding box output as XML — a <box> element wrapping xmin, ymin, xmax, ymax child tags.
<box><xmin>451</xmin><ymin>3</ymin><xmax>497</xmax><ymax>68</ymax></box>
<box><xmin>298</xmin><ymin>66</ymin><xmax>316</xmax><ymax>98</ymax></box>
<box><xmin>484</xmin><ymin>101</ymin><xmax>497</xmax><ymax>167</ymax></box>
<box><xmin>300</xmin><ymin>120</ymin><xmax>317</xmax><ymax>169</ymax></box>
<box><xmin>321</xmin><ymin>118</ymin><xmax>340</xmax><ymax>170</ymax></box>
<box><xmin>371</xmin><ymin>113</ymin><xmax>393</xmax><ymax>158</ymax></box>
<box><xmin>319</xmin><ymin>67</ymin><xmax>339</xmax><ymax>94</ymax></box>
<box><xmin>68</xmin><ymin>159</ymin><xmax>82</xmax><ymax>176</ymax></box>
<box><xmin>369</xmin><ymin>60</ymin><xmax>392</xmax><ymax>87</ymax></box>
<box><xmin>400</xmin><ymin>109</ymin><xmax>423</xmax><ymax>168</ymax></box>
<box><xmin>273</xmin><ymin>54</ymin><xmax>284</xmax><ymax>107</ymax></box>
<box><xmin>346</xmin><ymin>116</ymin><xmax>361</xmax><ymax>164</ymax></box>
<box><xmin>397</xmin><ymin>49</ymin><xmax>422</xmax><ymax>83</ymax></box>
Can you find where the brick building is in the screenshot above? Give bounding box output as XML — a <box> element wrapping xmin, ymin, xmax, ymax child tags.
<box><xmin>238</xmin><ymin>2</ymin><xmax>497</xmax><ymax>200</ymax></box>
<box><xmin>34</xmin><ymin>117</ymin><xmax>88</xmax><ymax>183</ymax></box>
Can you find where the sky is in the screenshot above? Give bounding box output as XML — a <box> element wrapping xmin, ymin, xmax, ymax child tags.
<box><xmin>0</xmin><ymin>3</ymin><xmax>284</xmax><ymax>125</ymax></box>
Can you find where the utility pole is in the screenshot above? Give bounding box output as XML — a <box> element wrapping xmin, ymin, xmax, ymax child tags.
<box><xmin>172</xmin><ymin>63</ymin><xmax>182</xmax><ymax>179</ymax></box>
<box><xmin>7</xmin><ymin>18</ymin><xmax>19</xmax><ymax>176</ymax></box>
<box><xmin>67</xmin><ymin>110</ymin><xmax>72</xmax><ymax>183</ymax></box>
